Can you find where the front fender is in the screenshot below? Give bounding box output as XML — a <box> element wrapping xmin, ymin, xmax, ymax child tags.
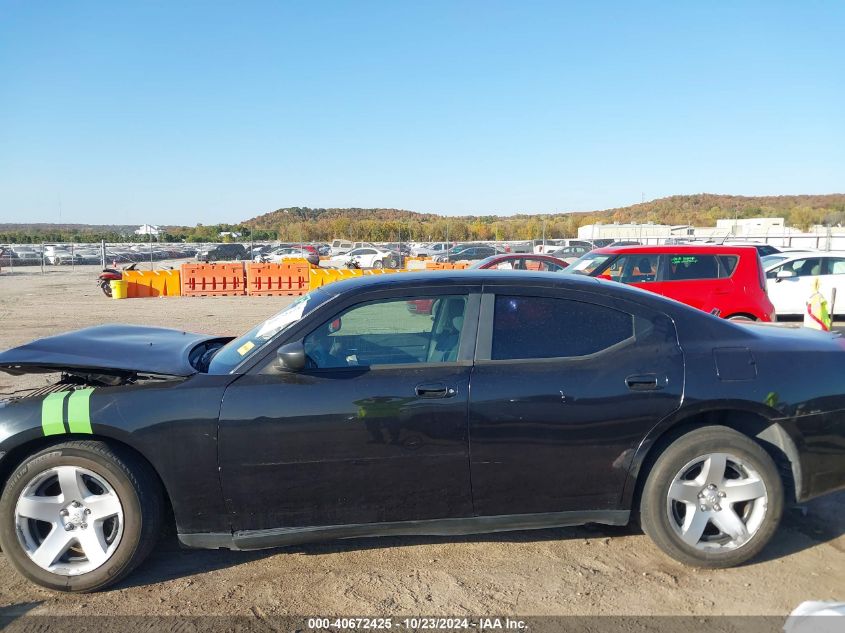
<box><xmin>0</xmin><ymin>376</ymin><xmax>233</xmax><ymax>535</ymax></box>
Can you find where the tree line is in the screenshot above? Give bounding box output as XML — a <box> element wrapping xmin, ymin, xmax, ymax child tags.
<box><xmin>1</xmin><ymin>194</ymin><xmax>843</xmax><ymax>244</ymax></box>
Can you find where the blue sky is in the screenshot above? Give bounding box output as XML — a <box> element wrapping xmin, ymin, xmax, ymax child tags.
<box><xmin>0</xmin><ymin>1</ymin><xmax>842</xmax><ymax>225</ymax></box>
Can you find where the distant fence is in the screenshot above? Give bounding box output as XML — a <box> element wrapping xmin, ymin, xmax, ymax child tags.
<box><xmin>627</xmin><ymin>233</ymin><xmax>845</xmax><ymax>250</ymax></box>
<box><xmin>0</xmin><ymin>241</ymin><xmax>268</xmax><ymax>272</ymax></box>
<box><xmin>4</xmin><ymin>233</ymin><xmax>845</xmax><ymax>275</ymax></box>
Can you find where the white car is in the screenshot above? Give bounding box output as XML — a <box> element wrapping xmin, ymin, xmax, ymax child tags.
<box><xmin>329</xmin><ymin>240</ymin><xmax>376</xmax><ymax>256</ymax></box>
<box><xmin>760</xmin><ymin>251</ymin><xmax>815</xmax><ymax>268</ymax></box>
<box><xmin>256</xmin><ymin>247</ymin><xmax>318</xmax><ymax>266</ymax></box>
<box><xmin>328</xmin><ymin>247</ymin><xmax>395</xmax><ymax>269</ymax></box>
<box><xmin>765</xmin><ymin>252</ymin><xmax>845</xmax><ymax>316</ymax></box>
<box><xmin>411</xmin><ymin>242</ymin><xmax>451</xmax><ymax>257</ymax></box>
<box><xmin>532</xmin><ymin>239</ymin><xmax>565</xmax><ymax>254</ymax></box>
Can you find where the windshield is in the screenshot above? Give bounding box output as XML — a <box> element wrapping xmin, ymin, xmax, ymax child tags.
<box><xmin>564</xmin><ymin>252</ymin><xmax>613</xmax><ymax>275</ymax></box>
<box><xmin>208</xmin><ymin>289</ymin><xmax>332</xmax><ymax>373</ymax></box>
<box><xmin>760</xmin><ymin>254</ymin><xmax>789</xmax><ymax>268</ymax></box>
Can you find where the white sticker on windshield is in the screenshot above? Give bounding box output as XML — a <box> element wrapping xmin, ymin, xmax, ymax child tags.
<box><xmin>573</xmin><ymin>260</ymin><xmax>593</xmax><ymax>271</ymax></box>
<box><xmin>256</xmin><ymin>300</ymin><xmax>308</xmax><ymax>340</ymax></box>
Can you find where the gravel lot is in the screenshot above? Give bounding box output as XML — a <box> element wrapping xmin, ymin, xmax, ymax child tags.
<box><xmin>0</xmin><ymin>266</ymin><xmax>842</xmax><ymax>618</ymax></box>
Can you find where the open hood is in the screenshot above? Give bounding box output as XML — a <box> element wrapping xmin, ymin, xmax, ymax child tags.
<box><xmin>0</xmin><ymin>324</ymin><xmax>223</xmax><ymax>378</ymax></box>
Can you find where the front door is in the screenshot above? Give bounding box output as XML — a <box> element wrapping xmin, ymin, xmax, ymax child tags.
<box><xmin>219</xmin><ymin>290</ymin><xmax>479</xmax><ymax>531</ymax></box>
<box><xmin>468</xmin><ymin>287</ymin><xmax>684</xmax><ymax>516</ymax></box>
<box><xmin>766</xmin><ymin>257</ymin><xmax>823</xmax><ymax>315</ymax></box>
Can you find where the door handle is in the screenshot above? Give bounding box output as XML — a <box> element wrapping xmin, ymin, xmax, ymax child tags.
<box><xmin>414</xmin><ymin>382</ymin><xmax>455</xmax><ymax>398</ymax></box>
<box><xmin>625</xmin><ymin>374</ymin><xmax>660</xmax><ymax>391</ymax></box>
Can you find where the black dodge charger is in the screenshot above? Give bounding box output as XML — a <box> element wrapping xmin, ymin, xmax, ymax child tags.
<box><xmin>0</xmin><ymin>271</ymin><xmax>843</xmax><ymax>592</ymax></box>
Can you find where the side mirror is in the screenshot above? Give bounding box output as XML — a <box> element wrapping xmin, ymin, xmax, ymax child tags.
<box><xmin>776</xmin><ymin>270</ymin><xmax>796</xmax><ymax>281</ymax></box>
<box><xmin>276</xmin><ymin>341</ymin><xmax>307</xmax><ymax>372</ymax></box>
<box><xmin>328</xmin><ymin>317</ymin><xmax>342</xmax><ymax>334</ymax></box>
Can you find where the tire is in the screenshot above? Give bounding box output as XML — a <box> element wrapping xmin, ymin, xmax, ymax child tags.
<box><xmin>727</xmin><ymin>314</ymin><xmax>756</xmax><ymax>322</ymax></box>
<box><xmin>373</xmin><ymin>260</ymin><xmax>384</xmax><ymax>269</ymax></box>
<box><xmin>100</xmin><ymin>281</ymin><xmax>113</xmax><ymax>298</ymax></box>
<box><xmin>639</xmin><ymin>426</ymin><xmax>783</xmax><ymax>568</ymax></box>
<box><xmin>0</xmin><ymin>440</ymin><xmax>164</xmax><ymax>592</ymax></box>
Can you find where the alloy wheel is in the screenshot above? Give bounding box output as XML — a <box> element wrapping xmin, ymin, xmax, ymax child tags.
<box><xmin>666</xmin><ymin>452</ymin><xmax>768</xmax><ymax>550</ymax></box>
<box><xmin>14</xmin><ymin>465</ymin><xmax>124</xmax><ymax>576</ymax></box>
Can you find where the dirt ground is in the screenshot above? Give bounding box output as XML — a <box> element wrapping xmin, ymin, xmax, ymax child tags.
<box><xmin>0</xmin><ymin>265</ymin><xmax>842</xmax><ymax>618</ymax></box>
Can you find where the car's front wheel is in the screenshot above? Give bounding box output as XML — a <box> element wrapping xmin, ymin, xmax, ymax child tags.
<box><xmin>0</xmin><ymin>440</ymin><xmax>163</xmax><ymax>592</ymax></box>
<box><xmin>640</xmin><ymin>426</ymin><xmax>783</xmax><ymax>568</ymax></box>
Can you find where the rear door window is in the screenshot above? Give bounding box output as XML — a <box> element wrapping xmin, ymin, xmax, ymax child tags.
<box><xmin>662</xmin><ymin>254</ymin><xmax>736</xmax><ymax>281</ymax></box>
<box><xmin>491</xmin><ymin>296</ymin><xmax>634</xmax><ymax>360</ymax></box>
<box><xmin>824</xmin><ymin>258</ymin><xmax>845</xmax><ymax>275</ymax></box>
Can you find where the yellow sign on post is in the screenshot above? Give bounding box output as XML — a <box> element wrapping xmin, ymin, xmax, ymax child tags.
<box><xmin>805</xmin><ymin>278</ymin><xmax>832</xmax><ymax>331</ymax></box>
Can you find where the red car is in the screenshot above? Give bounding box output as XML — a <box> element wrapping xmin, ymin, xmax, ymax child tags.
<box><xmin>470</xmin><ymin>253</ymin><xmax>569</xmax><ymax>272</ymax></box>
<box><xmin>406</xmin><ymin>298</ymin><xmax>436</xmax><ymax>315</ymax></box>
<box><xmin>567</xmin><ymin>245</ymin><xmax>776</xmax><ymax>321</ymax></box>
<box><xmin>408</xmin><ymin>254</ymin><xmax>569</xmax><ymax>314</ymax></box>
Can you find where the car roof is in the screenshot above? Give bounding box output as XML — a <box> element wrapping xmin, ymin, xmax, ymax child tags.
<box><xmin>592</xmin><ymin>244</ymin><xmax>760</xmax><ymax>255</ymax></box>
<box><xmin>763</xmin><ymin>251</ymin><xmax>845</xmax><ymax>268</ymax></box>
<box><xmin>320</xmin><ymin>269</ymin><xmax>594</xmax><ymax>295</ymax></box>
<box><xmin>484</xmin><ymin>253</ymin><xmax>567</xmax><ymax>261</ymax></box>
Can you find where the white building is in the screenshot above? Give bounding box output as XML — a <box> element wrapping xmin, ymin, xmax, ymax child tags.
<box><xmin>134</xmin><ymin>224</ymin><xmax>161</xmax><ymax>236</ymax></box>
<box><xmin>715</xmin><ymin>217</ymin><xmax>785</xmax><ymax>236</ymax></box>
<box><xmin>577</xmin><ymin>223</ymin><xmax>692</xmax><ymax>240</ymax></box>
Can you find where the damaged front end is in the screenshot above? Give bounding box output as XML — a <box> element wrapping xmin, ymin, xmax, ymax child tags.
<box><xmin>0</xmin><ymin>323</ymin><xmax>230</xmax><ymax>403</ymax></box>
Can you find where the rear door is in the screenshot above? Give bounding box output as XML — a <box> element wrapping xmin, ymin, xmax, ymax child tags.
<box><xmin>654</xmin><ymin>253</ymin><xmax>738</xmax><ymax>315</ymax></box>
<box><xmin>467</xmin><ymin>286</ymin><xmax>684</xmax><ymax>516</ymax></box>
<box><xmin>820</xmin><ymin>256</ymin><xmax>845</xmax><ymax>316</ymax></box>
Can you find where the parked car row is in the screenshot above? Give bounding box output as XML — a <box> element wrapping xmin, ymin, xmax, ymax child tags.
<box><xmin>0</xmin><ymin>244</ymin><xmax>198</xmax><ymax>267</ymax></box>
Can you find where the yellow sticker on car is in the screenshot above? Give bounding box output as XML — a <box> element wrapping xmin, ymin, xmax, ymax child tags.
<box><xmin>237</xmin><ymin>341</ymin><xmax>255</xmax><ymax>356</ymax></box>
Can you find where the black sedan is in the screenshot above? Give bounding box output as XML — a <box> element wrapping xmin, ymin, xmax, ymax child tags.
<box><xmin>0</xmin><ymin>271</ymin><xmax>843</xmax><ymax>591</ymax></box>
<box><xmin>433</xmin><ymin>245</ymin><xmax>502</xmax><ymax>262</ymax></box>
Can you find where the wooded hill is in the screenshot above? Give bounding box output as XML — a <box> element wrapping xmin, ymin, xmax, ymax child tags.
<box><xmin>1</xmin><ymin>194</ymin><xmax>844</xmax><ymax>244</ymax></box>
<box><xmin>242</xmin><ymin>194</ymin><xmax>845</xmax><ymax>243</ymax></box>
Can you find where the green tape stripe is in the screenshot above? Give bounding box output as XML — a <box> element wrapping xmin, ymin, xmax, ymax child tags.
<box><xmin>67</xmin><ymin>388</ymin><xmax>95</xmax><ymax>434</ymax></box>
<box><xmin>41</xmin><ymin>392</ymin><xmax>69</xmax><ymax>436</ymax></box>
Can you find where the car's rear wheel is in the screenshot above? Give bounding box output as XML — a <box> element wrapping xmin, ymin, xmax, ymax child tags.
<box><xmin>373</xmin><ymin>260</ymin><xmax>384</xmax><ymax>269</ymax></box>
<box><xmin>640</xmin><ymin>426</ymin><xmax>782</xmax><ymax>568</ymax></box>
<box><xmin>0</xmin><ymin>441</ymin><xmax>163</xmax><ymax>592</ymax></box>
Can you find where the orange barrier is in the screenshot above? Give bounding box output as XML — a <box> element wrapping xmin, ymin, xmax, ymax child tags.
<box><xmin>181</xmin><ymin>262</ymin><xmax>246</xmax><ymax>296</ymax></box>
<box><xmin>424</xmin><ymin>261</ymin><xmax>471</xmax><ymax>270</ymax></box>
<box><xmin>309</xmin><ymin>268</ymin><xmax>406</xmax><ymax>290</ymax></box>
<box><xmin>123</xmin><ymin>269</ymin><xmax>182</xmax><ymax>297</ymax></box>
<box><xmin>309</xmin><ymin>268</ymin><xmax>363</xmax><ymax>290</ymax></box>
<box><xmin>362</xmin><ymin>269</ymin><xmax>403</xmax><ymax>276</ymax></box>
<box><xmin>247</xmin><ymin>262</ymin><xmax>310</xmax><ymax>296</ymax></box>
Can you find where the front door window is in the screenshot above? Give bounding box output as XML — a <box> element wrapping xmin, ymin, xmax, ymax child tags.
<box><xmin>303</xmin><ymin>295</ymin><xmax>468</xmax><ymax>368</ymax></box>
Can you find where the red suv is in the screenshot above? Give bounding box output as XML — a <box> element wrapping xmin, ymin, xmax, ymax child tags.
<box><xmin>567</xmin><ymin>245</ymin><xmax>776</xmax><ymax>321</ymax></box>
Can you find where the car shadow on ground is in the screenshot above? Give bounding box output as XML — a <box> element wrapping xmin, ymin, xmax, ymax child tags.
<box><xmin>753</xmin><ymin>490</ymin><xmax>845</xmax><ymax>564</ymax></box>
<box><xmin>116</xmin><ymin>491</ymin><xmax>844</xmax><ymax>590</ymax></box>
